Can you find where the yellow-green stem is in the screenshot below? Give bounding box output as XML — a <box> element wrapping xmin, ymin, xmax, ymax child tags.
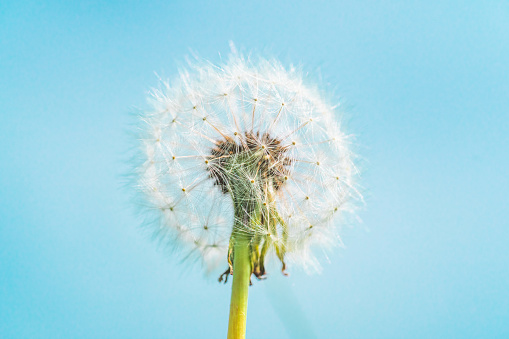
<box><xmin>227</xmin><ymin>239</ymin><xmax>251</xmax><ymax>339</ymax></box>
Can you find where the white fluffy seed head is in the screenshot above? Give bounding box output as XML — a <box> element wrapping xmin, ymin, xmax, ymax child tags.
<box><xmin>133</xmin><ymin>47</ymin><xmax>361</xmax><ymax>274</ymax></box>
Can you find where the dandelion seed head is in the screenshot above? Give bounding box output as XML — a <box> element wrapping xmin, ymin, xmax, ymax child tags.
<box><xmin>134</xmin><ymin>47</ymin><xmax>361</xmax><ymax>276</ymax></box>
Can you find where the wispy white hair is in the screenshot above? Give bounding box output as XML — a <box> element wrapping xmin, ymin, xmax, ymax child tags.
<box><xmin>133</xmin><ymin>45</ymin><xmax>361</xmax><ymax>275</ymax></box>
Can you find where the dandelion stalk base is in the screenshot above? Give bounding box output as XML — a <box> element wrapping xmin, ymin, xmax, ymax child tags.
<box><xmin>227</xmin><ymin>238</ymin><xmax>251</xmax><ymax>339</ymax></box>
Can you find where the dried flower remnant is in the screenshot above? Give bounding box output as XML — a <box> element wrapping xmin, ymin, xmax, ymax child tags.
<box><xmin>135</xmin><ymin>49</ymin><xmax>360</xmax><ymax>282</ymax></box>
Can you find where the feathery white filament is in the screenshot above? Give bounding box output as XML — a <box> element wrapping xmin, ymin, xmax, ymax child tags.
<box><xmin>135</xmin><ymin>49</ymin><xmax>360</xmax><ymax>274</ymax></box>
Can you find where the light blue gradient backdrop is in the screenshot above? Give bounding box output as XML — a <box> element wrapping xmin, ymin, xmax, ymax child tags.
<box><xmin>1</xmin><ymin>1</ymin><xmax>508</xmax><ymax>338</ymax></box>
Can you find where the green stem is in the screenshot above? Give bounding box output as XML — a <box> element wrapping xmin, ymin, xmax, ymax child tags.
<box><xmin>227</xmin><ymin>238</ymin><xmax>251</xmax><ymax>339</ymax></box>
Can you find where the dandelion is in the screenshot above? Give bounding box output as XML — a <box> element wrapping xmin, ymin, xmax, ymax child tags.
<box><xmin>133</xmin><ymin>46</ymin><xmax>360</xmax><ymax>339</ymax></box>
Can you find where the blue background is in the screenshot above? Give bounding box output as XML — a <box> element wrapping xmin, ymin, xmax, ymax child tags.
<box><xmin>1</xmin><ymin>1</ymin><xmax>508</xmax><ymax>338</ymax></box>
